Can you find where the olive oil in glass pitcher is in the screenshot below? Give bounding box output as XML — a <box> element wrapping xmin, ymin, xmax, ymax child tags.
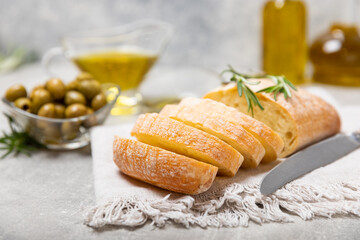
<box><xmin>73</xmin><ymin>49</ymin><xmax>158</xmax><ymax>92</ymax></box>
<box><xmin>43</xmin><ymin>20</ymin><xmax>173</xmax><ymax>115</ymax></box>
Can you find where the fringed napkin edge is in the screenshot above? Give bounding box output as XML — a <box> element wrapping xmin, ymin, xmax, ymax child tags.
<box><xmin>83</xmin><ymin>180</ymin><xmax>360</xmax><ymax>228</ymax></box>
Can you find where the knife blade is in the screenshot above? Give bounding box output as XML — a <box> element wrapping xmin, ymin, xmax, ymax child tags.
<box><xmin>260</xmin><ymin>131</ymin><xmax>360</xmax><ymax>195</ymax></box>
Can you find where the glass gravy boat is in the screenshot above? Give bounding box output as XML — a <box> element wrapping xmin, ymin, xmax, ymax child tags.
<box><xmin>42</xmin><ymin>19</ymin><xmax>173</xmax><ymax>115</ymax></box>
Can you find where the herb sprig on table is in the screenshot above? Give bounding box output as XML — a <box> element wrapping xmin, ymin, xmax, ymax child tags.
<box><xmin>221</xmin><ymin>65</ymin><xmax>297</xmax><ymax>115</ymax></box>
<box><xmin>0</xmin><ymin>114</ymin><xmax>44</xmax><ymax>159</ymax></box>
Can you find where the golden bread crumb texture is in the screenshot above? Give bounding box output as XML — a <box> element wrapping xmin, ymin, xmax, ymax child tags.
<box><xmin>131</xmin><ymin>113</ymin><xmax>243</xmax><ymax>176</ymax></box>
<box><xmin>113</xmin><ymin>137</ymin><xmax>218</xmax><ymax>195</ymax></box>
<box><xmin>183</xmin><ymin>97</ymin><xmax>284</xmax><ymax>162</ymax></box>
<box><xmin>160</xmin><ymin>102</ymin><xmax>265</xmax><ymax>168</ymax></box>
<box><xmin>203</xmin><ymin>81</ymin><xmax>340</xmax><ymax>157</ymax></box>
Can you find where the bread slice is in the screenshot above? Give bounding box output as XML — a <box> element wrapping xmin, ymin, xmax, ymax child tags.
<box><xmin>204</xmin><ymin>81</ymin><xmax>341</xmax><ymax>157</ymax></box>
<box><xmin>173</xmin><ymin>97</ymin><xmax>284</xmax><ymax>163</ymax></box>
<box><xmin>113</xmin><ymin>137</ymin><xmax>218</xmax><ymax>195</ymax></box>
<box><xmin>160</xmin><ymin>103</ymin><xmax>265</xmax><ymax>168</ymax></box>
<box><xmin>131</xmin><ymin>113</ymin><xmax>243</xmax><ymax>176</ymax></box>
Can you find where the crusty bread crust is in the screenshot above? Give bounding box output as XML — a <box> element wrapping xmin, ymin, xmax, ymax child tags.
<box><xmin>204</xmin><ymin>81</ymin><xmax>341</xmax><ymax>157</ymax></box>
<box><xmin>131</xmin><ymin>113</ymin><xmax>243</xmax><ymax>176</ymax></box>
<box><xmin>160</xmin><ymin>103</ymin><xmax>265</xmax><ymax>168</ymax></box>
<box><xmin>186</xmin><ymin>97</ymin><xmax>284</xmax><ymax>162</ymax></box>
<box><xmin>113</xmin><ymin>137</ymin><xmax>218</xmax><ymax>195</ymax></box>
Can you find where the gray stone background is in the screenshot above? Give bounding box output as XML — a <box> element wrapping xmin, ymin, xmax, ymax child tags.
<box><xmin>0</xmin><ymin>0</ymin><xmax>349</xmax><ymax>72</ymax></box>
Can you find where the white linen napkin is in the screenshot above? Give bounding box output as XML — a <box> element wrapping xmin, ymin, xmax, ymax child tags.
<box><xmin>84</xmin><ymin>90</ymin><xmax>360</xmax><ymax>228</ymax></box>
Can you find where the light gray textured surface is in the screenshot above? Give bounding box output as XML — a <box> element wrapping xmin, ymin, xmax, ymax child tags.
<box><xmin>0</xmin><ymin>64</ymin><xmax>360</xmax><ymax>240</ymax></box>
<box><xmin>1</xmin><ymin>1</ymin><xmax>360</xmax><ymax>238</ymax></box>
<box><xmin>0</xmin><ymin>0</ymin><xmax>355</xmax><ymax>71</ymax></box>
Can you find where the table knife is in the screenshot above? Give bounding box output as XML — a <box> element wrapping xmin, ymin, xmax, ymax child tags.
<box><xmin>260</xmin><ymin>131</ymin><xmax>360</xmax><ymax>195</ymax></box>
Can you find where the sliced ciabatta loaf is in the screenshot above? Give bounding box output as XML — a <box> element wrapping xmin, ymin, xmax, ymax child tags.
<box><xmin>160</xmin><ymin>103</ymin><xmax>265</xmax><ymax>168</ymax></box>
<box><xmin>113</xmin><ymin>137</ymin><xmax>218</xmax><ymax>195</ymax></box>
<box><xmin>131</xmin><ymin>113</ymin><xmax>243</xmax><ymax>176</ymax></box>
<box><xmin>204</xmin><ymin>81</ymin><xmax>341</xmax><ymax>157</ymax></box>
<box><xmin>172</xmin><ymin>97</ymin><xmax>284</xmax><ymax>163</ymax></box>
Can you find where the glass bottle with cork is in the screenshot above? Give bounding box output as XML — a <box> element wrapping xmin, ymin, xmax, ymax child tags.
<box><xmin>262</xmin><ymin>0</ymin><xmax>307</xmax><ymax>85</ymax></box>
<box><xmin>310</xmin><ymin>0</ymin><xmax>360</xmax><ymax>86</ymax></box>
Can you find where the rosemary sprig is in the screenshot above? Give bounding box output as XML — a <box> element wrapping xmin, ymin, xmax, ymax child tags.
<box><xmin>257</xmin><ymin>75</ymin><xmax>297</xmax><ymax>101</ymax></box>
<box><xmin>222</xmin><ymin>66</ymin><xmax>264</xmax><ymax>116</ymax></box>
<box><xmin>221</xmin><ymin>65</ymin><xmax>297</xmax><ymax>115</ymax></box>
<box><xmin>0</xmin><ymin>114</ymin><xmax>44</xmax><ymax>159</ymax></box>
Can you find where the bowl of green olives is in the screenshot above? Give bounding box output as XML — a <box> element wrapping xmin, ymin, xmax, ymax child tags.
<box><xmin>2</xmin><ymin>73</ymin><xmax>121</xmax><ymax>149</ymax></box>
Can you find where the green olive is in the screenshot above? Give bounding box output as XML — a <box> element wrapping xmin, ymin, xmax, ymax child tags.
<box><xmin>36</xmin><ymin>119</ymin><xmax>49</xmax><ymax>130</ymax></box>
<box><xmin>76</xmin><ymin>72</ymin><xmax>94</xmax><ymax>82</ymax></box>
<box><xmin>5</xmin><ymin>84</ymin><xmax>27</xmax><ymax>102</ymax></box>
<box><xmin>45</xmin><ymin>78</ymin><xmax>66</xmax><ymax>100</ymax></box>
<box><xmin>43</xmin><ymin>127</ymin><xmax>62</xmax><ymax>143</ymax></box>
<box><xmin>14</xmin><ymin>97</ymin><xmax>32</xmax><ymax>112</ymax></box>
<box><xmin>64</xmin><ymin>91</ymin><xmax>86</xmax><ymax>106</ymax></box>
<box><xmin>29</xmin><ymin>84</ymin><xmax>45</xmax><ymax>100</ymax></box>
<box><xmin>54</xmin><ymin>103</ymin><xmax>65</xmax><ymax>118</ymax></box>
<box><xmin>86</xmin><ymin>107</ymin><xmax>94</xmax><ymax>115</ymax></box>
<box><xmin>61</xmin><ymin>122</ymin><xmax>80</xmax><ymax>140</ymax></box>
<box><xmin>91</xmin><ymin>93</ymin><xmax>107</xmax><ymax>111</ymax></box>
<box><xmin>84</xmin><ymin>107</ymin><xmax>97</xmax><ymax>127</ymax></box>
<box><xmin>31</xmin><ymin>89</ymin><xmax>53</xmax><ymax>113</ymax></box>
<box><xmin>65</xmin><ymin>103</ymin><xmax>87</xmax><ymax>118</ymax></box>
<box><xmin>38</xmin><ymin>103</ymin><xmax>56</xmax><ymax>118</ymax></box>
<box><xmin>36</xmin><ymin>121</ymin><xmax>61</xmax><ymax>143</ymax></box>
<box><xmin>65</xmin><ymin>80</ymin><xmax>78</xmax><ymax>91</ymax></box>
<box><xmin>77</xmin><ymin>79</ymin><xmax>101</xmax><ymax>100</ymax></box>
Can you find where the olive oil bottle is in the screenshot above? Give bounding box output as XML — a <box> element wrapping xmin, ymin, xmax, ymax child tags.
<box><xmin>310</xmin><ymin>0</ymin><xmax>360</xmax><ymax>86</ymax></box>
<box><xmin>262</xmin><ymin>0</ymin><xmax>307</xmax><ymax>85</ymax></box>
